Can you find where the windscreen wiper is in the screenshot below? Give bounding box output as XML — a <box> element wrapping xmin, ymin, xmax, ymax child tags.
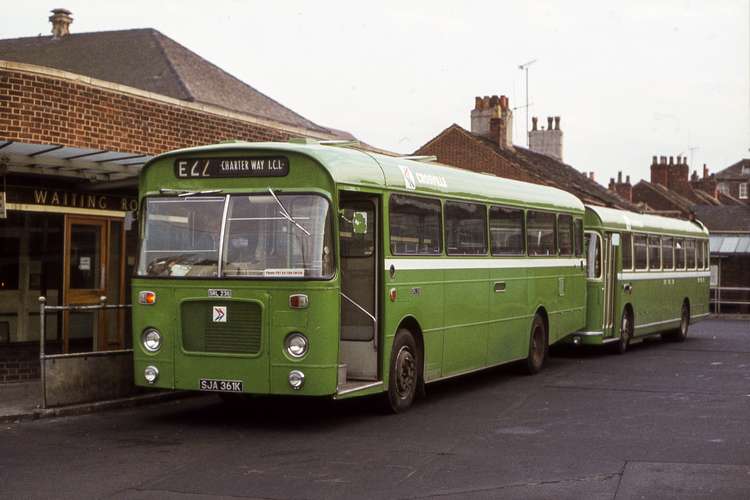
<box><xmin>159</xmin><ymin>188</ymin><xmax>223</xmax><ymax>197</ymax></box>
<box><xmin>267</xmin><ymin>187</ymin><xmax>311</xmax><ymax>237</ymax></box>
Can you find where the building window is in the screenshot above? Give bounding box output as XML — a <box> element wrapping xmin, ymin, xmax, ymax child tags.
<box><xmin>739</xmin><ymin>183</ymin><xmax>748</xmax><ymax>199</ymax></box>
<box><xmin>718</xmin><ymin>183</ymin><xmax>729</xmax><ymax>195</ymax></box>
<box><xmin>742</xmin><ymin>165</ymin><xmax>750</xmax><ymax>176</ymax></box>
<box><xmin>445</xmin><ymin>201</ymin><xmax>487</xmax><ymax>256</ymax></box>
<box><xmin>0</xmin><ymin>237</ymin><xmax>20</xmax><ymax>290</ymax></box>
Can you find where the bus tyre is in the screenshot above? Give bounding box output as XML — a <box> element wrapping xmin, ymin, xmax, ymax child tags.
<box><xmin>665</xmin><ymin>302</ymin><xmax>690</xmax><ymax>342</ymax></box>
<box><xmin>613</xmin><ymin>308</ymin><xmax>633</xmax><ymax>355</ymax></box>
<box><xmin>385</xmin><ymin>329</ymin><xmax>419</xmax><ymax>413</ymax></box>
<box><xmin>522</xmin><ymin>314</ymin><xmax>547</xmax><ymax>375</ymax></box>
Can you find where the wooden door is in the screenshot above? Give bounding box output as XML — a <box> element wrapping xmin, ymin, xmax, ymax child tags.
<box><xmin>62</xmin><ymin>216</ymin><xmax>108</xmax><ymax>353</ymax></box>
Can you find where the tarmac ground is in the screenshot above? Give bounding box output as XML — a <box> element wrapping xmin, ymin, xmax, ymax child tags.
<box><xmin>0</xmin><ymin>318</ymin><xmax>748</xmax><ymax>499</ymax></box>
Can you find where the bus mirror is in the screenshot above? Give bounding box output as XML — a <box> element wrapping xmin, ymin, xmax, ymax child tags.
<box><xmin>611</xmin><ymin>234</ymin><xmax>621</xmax><ymax>247</ymax></box>
<box><xmin>352</xmin><ymin>211</ymin><xmax>368</xmax><ymax>234</ymax></box>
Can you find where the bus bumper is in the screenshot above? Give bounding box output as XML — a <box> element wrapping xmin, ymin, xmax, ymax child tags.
<box><xmin>565</xmin><ymin>330</ymin><xmax>609</xmax><ymax>346</ymax></box>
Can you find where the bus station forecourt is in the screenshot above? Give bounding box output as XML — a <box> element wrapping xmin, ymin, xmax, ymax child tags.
<box><xmin>131</xmin><ymin>140</ymin><xmax>709</xmax><ymax>412</ymax></box>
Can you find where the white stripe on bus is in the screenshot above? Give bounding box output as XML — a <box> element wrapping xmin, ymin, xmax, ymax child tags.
<box><xmin>384</xmin><ymin>257</ymin><xmax>584</xmax><ymax>271</ymax></box>
<box><xmin>634</xmin><ymin>317</ymin><xmax>680</xmax><ymax>329</ymax></box>
<box><xmin>619</xmin><ymin>271</ymin><xmax>710</xmax><ymax>281</ymax></box>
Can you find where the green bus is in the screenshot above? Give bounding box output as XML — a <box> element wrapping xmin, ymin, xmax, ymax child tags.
<box><xmin>570</xmin><ymin>205</ymin><xmax>710</xmax><ymax>353</ymax></box>
<box><xmin>132</xmin><ymin>140</ymin><xmax>589</xmax><ymax>412</ymax></box>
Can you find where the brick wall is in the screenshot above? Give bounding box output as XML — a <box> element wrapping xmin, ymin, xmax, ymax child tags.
<box><xmin>0</xmin><ymin>343</ymin><xmax>39</xmax><ymax>383</ymax></box>
<box><xmin>415</xmin><ymin>126</ymin><xmax>534</xmax><ymax>182</ymax></box>
<box><xmin>0</xmin><ymin>67</ymin><xmax>299</xmax><ymax>155</ymax></box>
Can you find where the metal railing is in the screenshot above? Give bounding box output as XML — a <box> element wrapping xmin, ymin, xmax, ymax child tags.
<box><xmin>710</xmin><ymin>286</ymin><xmax>750</xmax><ymax>314</ymax></box>
<box><xmin>37</xmin><ymin>296</ymin><xmax>132</xmax><ymax>409</ymax></box>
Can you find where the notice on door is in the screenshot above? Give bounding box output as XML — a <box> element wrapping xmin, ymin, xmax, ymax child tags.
<box><xmin>79</xmin><ymin>256</ymin><xmax>91</xmax><ymax>271</ymax></box>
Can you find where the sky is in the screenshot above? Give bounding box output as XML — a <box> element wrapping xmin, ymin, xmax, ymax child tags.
<box><xmin>2</xmin><ymin>1</ymin><xmax>748</xmax><ymax>185</ymax></box>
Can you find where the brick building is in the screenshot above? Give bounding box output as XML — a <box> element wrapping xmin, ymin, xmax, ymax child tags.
<box><xmin>415</xmin><ymin>95</ymin><xmax>636</xmax><ymax>210</ymax></box>
<box><xmin>715</xmin><ymin>159</ymin><xmax>750</xmax><ymax>202</ymax></box>
<box><xmin>0</xmin><ymin>10</ymin><xmax>356</xmax><ymax>383</ymax></box>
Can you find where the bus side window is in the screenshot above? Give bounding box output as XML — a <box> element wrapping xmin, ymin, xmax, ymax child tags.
<box><xmin>662</xmin><ymin>237</ymin><xmax>674</xmax><ymax>269</ymax></box>
<box><xmin>389</xmin><ymin>194</ymin><xmax>442</xmax><ymax>256</ymax></box>
<box><xmin>621</xmin><ymin>232</ymin><xmax>632</xmax><ymax>270</ymax></box>
<box><xmin>527</xmin><ymin>211</ymin><xmax>556</xmax><ymax>256</ymax></box>
<box><xmin>489</xmin><ymin>206</ymin><xmax>524</xmax><ymax>255</ymax></box>
<box><xmin>574</xmin><ymin>218</ymin><xmax>584</xmax><ymax>257</ymax></box>
<box><xmin>634</xmin><ymin>234</ymin><xmax>648</xmax><ymax>270</ymax></box>
<box><xmin>585</xmin><ymin>232</ymin><xmax>601</xmax><ymax>279</ymax></box>
<box><xmin>557</xmin><ymin>214</ymin><xmax>574</xmax><ymax>256</ymax></box>
<box><xmin>686</xmin><ymin>239</ymin><xmax>696</xmax><ymax>269</ymax></box>
<box><xmin>648</xmin><ymin>235</ymin><xmax>662</xmax><ymax>270</ymax></box>
<box><xmin>675</xmin><ymin>239</ymin><xmax>685</xmax><ymax>269</ymax></box>
<box><xmin>445</xmin><ymin>201</ymin><xmax>487</xmax><ymax>255</ymax></box>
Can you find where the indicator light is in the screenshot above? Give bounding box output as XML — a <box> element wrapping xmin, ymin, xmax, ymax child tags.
<box><xmin>289</xmin><ymin>294</ymin><xmax>309</xmax><ymax>309</ymax></box>
<box><xmin>138</xmin><ymin>291</ymin><xmax>157</xmax><ymax>305</ymax></box>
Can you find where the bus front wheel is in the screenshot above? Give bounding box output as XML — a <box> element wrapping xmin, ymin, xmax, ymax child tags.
<box><xmin>385</xmin><ymin>329</ymin><xmax>419</xmax><ymax>413</ymax></box>
<box><xmin>522</xmin><ymin>314</ymin><xmax>547</xmax><ymax>375</ymax></box>
<box><xmin>612</xmin><ymin>308</ymin><xmax>633</xmax><ymax>355</ymax></box>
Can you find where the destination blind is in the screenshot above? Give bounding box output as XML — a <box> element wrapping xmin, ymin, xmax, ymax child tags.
<box><xmin>174</xmin><ymin>157</ymin><xmax>289</xmax><ymax>178</ymax></box>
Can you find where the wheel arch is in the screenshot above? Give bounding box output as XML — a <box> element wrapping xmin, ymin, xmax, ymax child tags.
<box><xmin>395</xmin><ymin>316</ymin><xmax>425</xmax><ymax>386</ymax></box>
<box><xmin>534</xmin><ymin>305</ymin><xmax>549</xmax><ymax>342</ymax></box>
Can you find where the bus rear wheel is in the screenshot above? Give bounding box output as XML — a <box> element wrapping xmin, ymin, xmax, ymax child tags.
<box><xmin>664</xmin><ymin>301</ymin><xmax>690</xmax><ymax>342</ymax></box>
<box><xmin>612</xmin><ymin>308</ymin><xmax>633</xmax><ymax>355</ymax></box>
<box><xmin>385</xmin><ymin>329</ymin><xmax>419</xmax><ymax>413</ymax></box>
<box><xmin>522</xmin><ymin>314</ymin><xmax>547</xmax><ymax>375</ymax></box>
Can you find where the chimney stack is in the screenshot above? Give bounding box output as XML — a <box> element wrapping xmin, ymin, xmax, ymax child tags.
<box><xmin>703</xmin><ymin>164</ymin><xmax>709</xmax><ymax>179</ymax></box>
<box><xmin>49</xmin><ymin>8</ymin><xmax>73</xmax><ymax>38</ymax></box>
<box><xmin>528</xmin><ymin>115</ymin><xmax>564</xmax><ymax>161</ymax></box>
<box><xmin>609</xmin><ymin>170</ymin><xmax>633</xmax><ymax>202</ymax></box>
<box><xmin>470</xmin><ymin>94</ymin><xmax>513</xmax><ymax>149</ymax></box>
<box><xmin>531</xmin><ymin>117</ymin><xmax>538</xmax><ymax>131</ymax></box>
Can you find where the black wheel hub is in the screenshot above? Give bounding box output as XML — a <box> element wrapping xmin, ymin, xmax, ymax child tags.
<box><xmin>395</xmin><ymin>346</ymin><xmax>416</xmax><ymax>399</ymax></box>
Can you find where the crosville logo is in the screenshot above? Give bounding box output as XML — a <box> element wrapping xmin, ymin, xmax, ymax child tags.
<box><xmin>212</xmin><ymin>306</ymin><xmax>227</xmax><ymax>323</ymax></box>
<box><xmin>398</xmin><ymin>165</ymin><xmax>417</xmax><ymax>190</ymax></box>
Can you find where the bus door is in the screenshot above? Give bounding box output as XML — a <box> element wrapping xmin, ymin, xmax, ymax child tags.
<box><xmin>602</xmin><ymin>232</ymin><xmax>620</xmax><ymax>336</ymax></box>
<box><xmin>338</xmin><ymin>195</ymin><xmax>379</xmax><ymax>382</ymax></box>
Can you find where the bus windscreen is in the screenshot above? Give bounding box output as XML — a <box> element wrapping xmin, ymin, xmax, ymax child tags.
<box><xmin>137</xmin><ymin>194</ymin><xmax>333</xmax><ymax>279</ymax></box>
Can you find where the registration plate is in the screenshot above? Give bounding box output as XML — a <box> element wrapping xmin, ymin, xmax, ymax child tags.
<box><xmin>199</xmin><ymin>378</ymin><xmax>244</xmax><ymax>393</ymax></box>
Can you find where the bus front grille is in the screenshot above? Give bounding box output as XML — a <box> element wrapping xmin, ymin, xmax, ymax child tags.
<box><xmin>181</xmin><ymin>301</ymin><xmax>262</xmax><ymax>355</ymax></box>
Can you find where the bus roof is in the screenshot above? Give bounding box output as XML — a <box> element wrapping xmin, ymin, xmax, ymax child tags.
<box><xmin>143</xmin><ymin>141</ymin><xmax>585</xmax><ymax>213</ymax></box>
<box><xmin>585</xmin><ymin>205</ymin><xmax>709</xmax><ymax>237</ymax></box>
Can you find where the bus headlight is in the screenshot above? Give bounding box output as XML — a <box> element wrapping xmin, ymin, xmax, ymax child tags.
<box><xmin>288</xmin><ymin>370</ymin><xmax>305</xmax><ymax>390</ymax></box>
<box><xmin>285</xmin><ymin>333</ymin><xmax>309</xmax><ymax>358</ymax></box>
<box><xmin>144</xmin><ymin>365</ymin><xmax>159</xmax><ymax>384</ymax></box>
<box><xmin>142</xmin><ymin>328</ymin><xmax>162</xmax><ymax>352</ymax></box>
